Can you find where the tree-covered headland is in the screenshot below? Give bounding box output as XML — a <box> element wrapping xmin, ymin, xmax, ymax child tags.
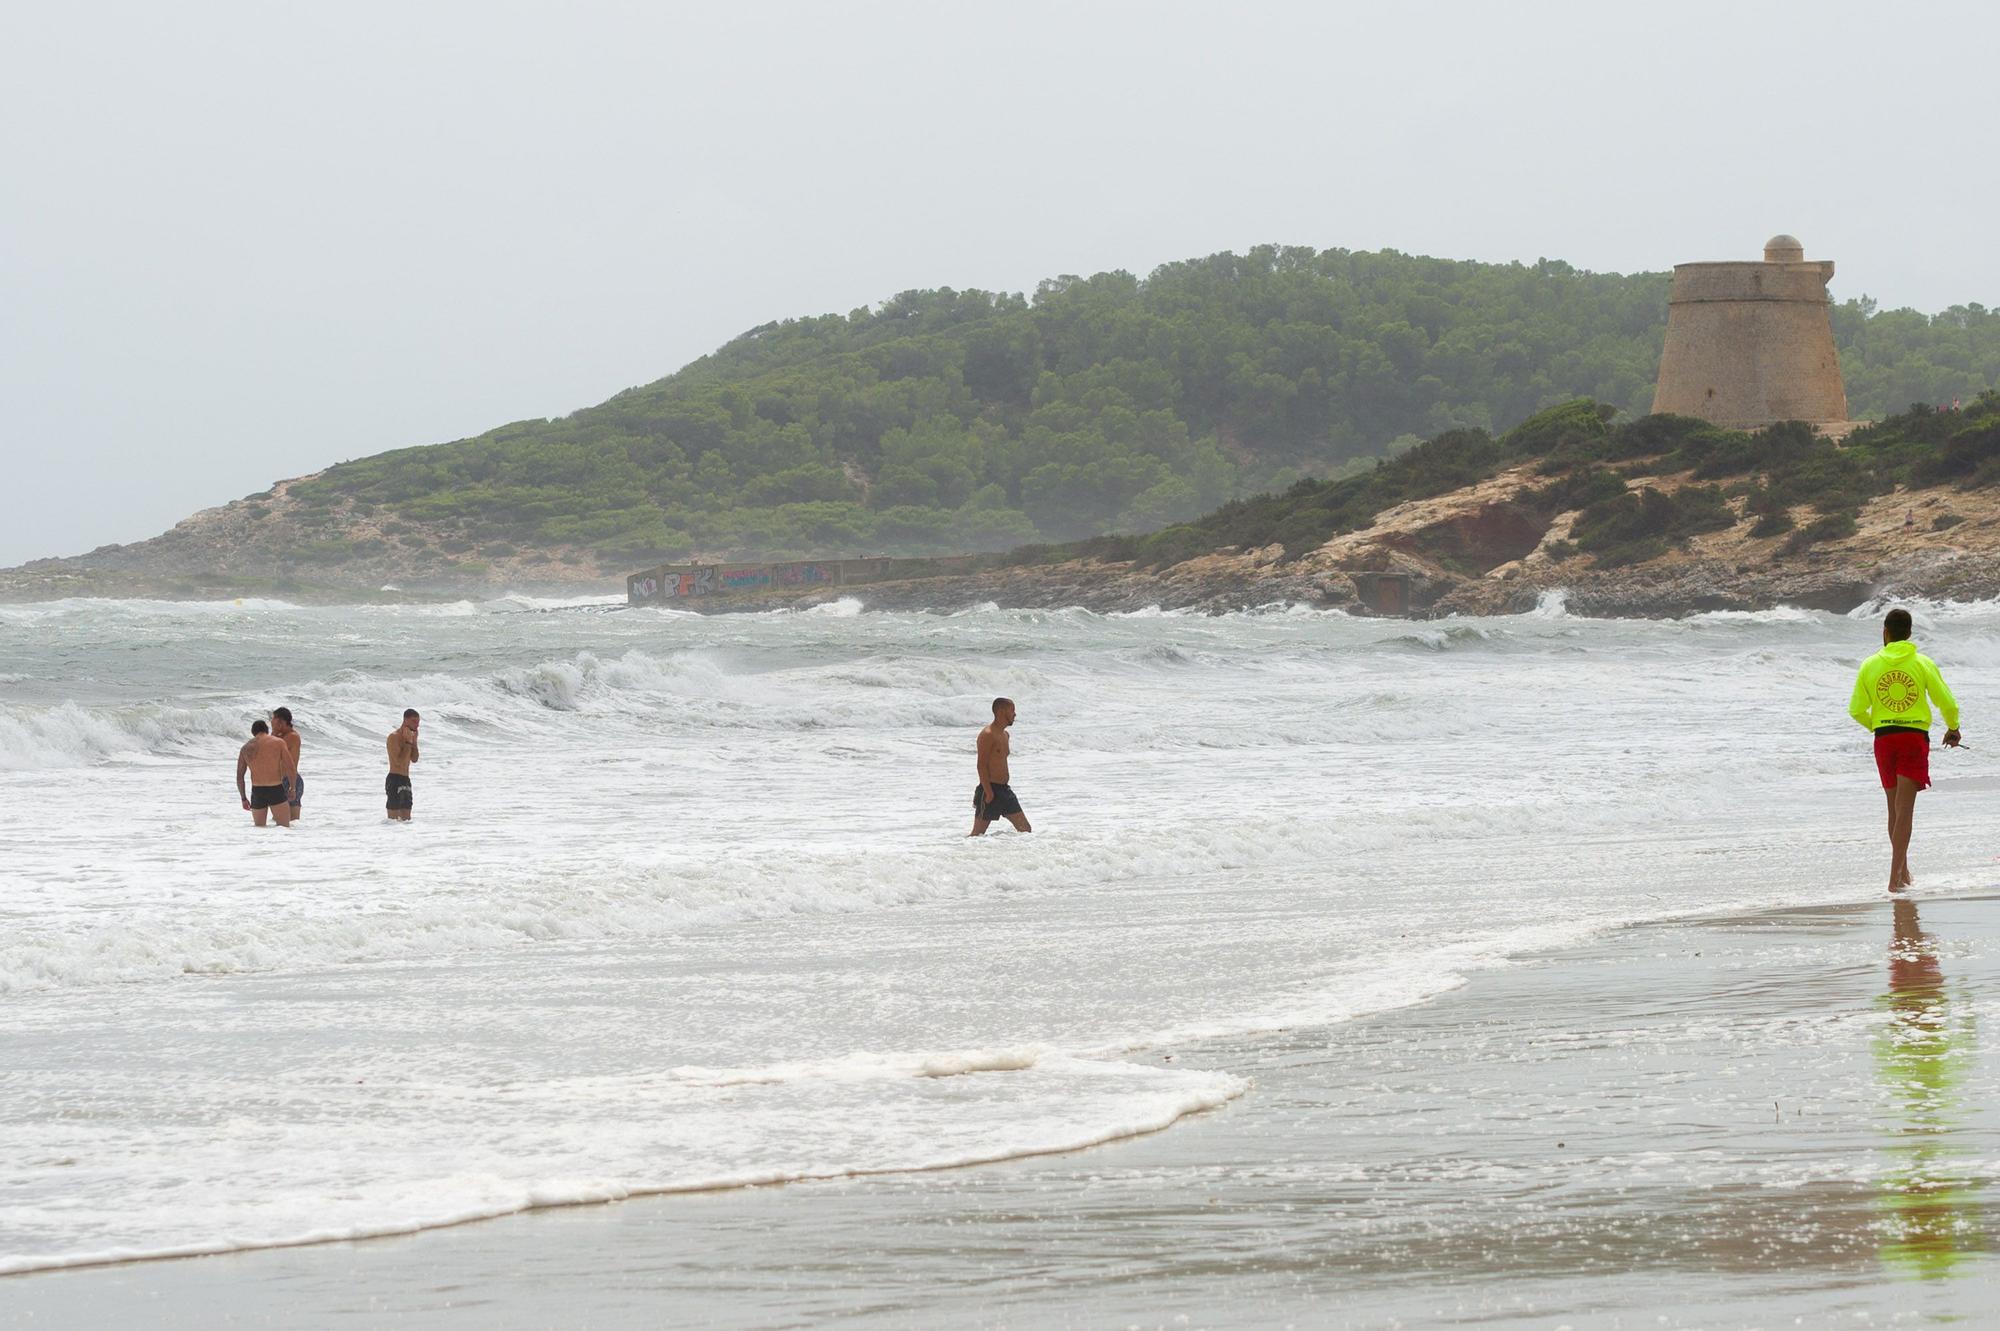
<box><xmin>289</xmin><ymin>245</ymin><xmax>2000</xmax><ymax>566</ymax></box>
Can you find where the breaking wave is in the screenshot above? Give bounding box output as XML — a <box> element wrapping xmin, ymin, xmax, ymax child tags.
<box><xmin>0</xmin><ymin>813</ymin><xmax>1348</xmax><ymax>994</ymax></box>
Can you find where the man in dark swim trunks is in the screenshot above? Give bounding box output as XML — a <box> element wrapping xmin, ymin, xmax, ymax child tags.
<box><xmin>271</xmin><ymin>706</ymin><xmax>303</xmax><ymax>823</ymax></box>
<box><xmin>386</xmin><ymin>708</ymin><xmax>420</xmax><ymax>822</ymax></box>
<box><xmin>234</xmin><ymin>719</ymin><xmax>297</xmax><ymax>828</ymax></box>
<box><xmin>969</xmin><ymin>696</ymin><xmax>1031</xmax><ymax>836</ymax></box>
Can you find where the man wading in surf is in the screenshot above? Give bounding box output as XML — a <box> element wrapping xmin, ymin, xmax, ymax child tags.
<box><xmin>385</xmin><ymin>709</ymin><xmax>420</xmax><ymax>822</ymax></box>
<box><xmin>235</xmin><ymin>718</ymin><xmax>298</xmax><ymax>828</ymax></box>
<box><xmin>271</xmin><ymin>706</ymin><xmax>303</xmax><ymax>823</ymax></box>
<box><xmin>1850</xmin><ymin>608</ymin><xmax>1961</xmax><ymax>893</ymax></box>
<box><xmin>969</xmin><ymin>697</ymin><xmax>1031</xmax><ymax>836</ymax></box>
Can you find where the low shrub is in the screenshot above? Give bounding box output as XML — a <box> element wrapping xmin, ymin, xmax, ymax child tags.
<box><xmin>1781</xmin><ymin>512</ymin><xmax>1859</xmax><ymax>554</ymax></box>
<box><xmin>1571</xmin><ymin>484</ymin><xmax>1734</xmax><ymax>567</ymax></box>
<box><xmin>1749</xmin><ymin>509</ymin><xmax>1795</xmax><ymax>538</ymax></box>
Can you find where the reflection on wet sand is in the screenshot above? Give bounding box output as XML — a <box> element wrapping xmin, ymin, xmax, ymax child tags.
<box><xmin>1877</xmin><ymin>897</ymin><xmax>1983</xmax><ymax>1278</ymax></box>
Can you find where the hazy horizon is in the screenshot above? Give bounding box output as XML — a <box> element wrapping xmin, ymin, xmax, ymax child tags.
<box><xmin>5</xmin><ymin>0</ymin><xmax>1996</xmax><ymax>566</ymax></box>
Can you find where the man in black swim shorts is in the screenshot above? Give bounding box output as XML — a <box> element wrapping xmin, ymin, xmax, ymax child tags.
<box><xmin>970</xmin><ymin>697</ymin><xmax>1031</xmax><ymax>836</ymax></box>
<box><xmin>234</xmin><ymin>719</ymin><xmax>297</xmax><ymax>828</ymax></box>
<box><xmin>385</xmin><ymin>708</ymin><xmax>419</xmax><ymax>821</ymax></box>
<box><xmin>271</xmin><ymin>706</ymin><xmax>303</xmax><ymax>823</ymax></box>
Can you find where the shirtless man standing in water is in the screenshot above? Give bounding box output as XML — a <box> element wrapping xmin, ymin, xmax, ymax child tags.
<box><xmin>235</xmin><ymin>719</ymin><xmax>298</xmax><ymax>828</ymax></box>
<box><xmin>385</xmin><ymin>709</ymin><xmax>420</xmax><ymax>822</ymax></box>
<box><xmin>969</xmin><ymin>697</ymin><xmax>1031</xmax><ymax>836</ymax></box>
<box><xmin>271</xmin><ymin>707</ymin><xmax>303</xmax><ymax>823</ymax></box>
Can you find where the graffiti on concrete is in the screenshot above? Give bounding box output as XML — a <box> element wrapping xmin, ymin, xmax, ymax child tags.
<box><xmin>772</xmin><ymin>561</ymin><xmax>836</xmax><ymax>587</ymax></box>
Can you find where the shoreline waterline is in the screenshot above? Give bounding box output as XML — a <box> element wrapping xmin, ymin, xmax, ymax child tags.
<box><xmin>6</xmin><ymin>889</ymin><xmax>1994</xmax><ymax>1326</ymax></box>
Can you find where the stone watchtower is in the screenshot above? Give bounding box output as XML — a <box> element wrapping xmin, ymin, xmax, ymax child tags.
<box><xmin>1651</xmin><ymin>234</ymin><xmax>1847</xmax><ymax>429</ymax></box>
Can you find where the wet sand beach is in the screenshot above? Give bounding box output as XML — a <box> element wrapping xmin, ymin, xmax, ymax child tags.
<box><xmin>10</xmin><ymin>891</ymin><xmax>1996</xmax><ymax>1329</ymax></box>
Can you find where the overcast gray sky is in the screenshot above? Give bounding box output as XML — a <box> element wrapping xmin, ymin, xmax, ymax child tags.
<box><xmin>2</xmin><ymin>0</ymin><xmax>1993</xmax><ymax>566</ymax></box>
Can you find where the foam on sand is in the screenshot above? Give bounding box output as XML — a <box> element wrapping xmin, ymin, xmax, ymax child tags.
<box><xmin>0</xmin><ymin>1050</ymin><xmax>1243</xmax><ymax>1276</ymax></box>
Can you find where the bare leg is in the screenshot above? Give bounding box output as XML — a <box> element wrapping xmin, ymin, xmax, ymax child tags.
<box><xmin>968</xmin><ymin>816</ymin><xmax>991</xmax><ymax>837</ymax></box>
<box><xmin>272</xmin><ymin>804</ymin><xmax>293</xmax><ymax>829</ymax></box>
<box><xmin>1004</xmin><ymin>811</ymin><xmax>1032</xmax><ymax>833</ymax></box>
<box><xmin>252</xmin><ymin>806</ymin><xmax>268</xmax><ymax>827</ymax></box>
<box><xmin>1888</xmin><ymin>776</ymin><xmax>1919</xmax><ymax>892</ymax></box>
<box><xmin>1884</xmin><ymin>786</ymin><xmax>1896</xmax><ymax>889</ymax></box>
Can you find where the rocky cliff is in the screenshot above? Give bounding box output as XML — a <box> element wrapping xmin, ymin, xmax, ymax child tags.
<box><xmin>731</xmin><ymin>461</ymin><xmax>2000</xmax><ymax>618</ymax></box>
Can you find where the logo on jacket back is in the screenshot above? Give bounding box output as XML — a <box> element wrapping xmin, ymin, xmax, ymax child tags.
<box><xmin>1877</xmin><ymin>669</ymin><xmax>1921</xmax><ymax>712</ymax></box>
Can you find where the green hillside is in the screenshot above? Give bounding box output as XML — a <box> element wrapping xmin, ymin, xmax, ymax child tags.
<box><xmin>291</xmin><ymin>245</ymin><xmax>2000</xmax><ymax>563</ymax></box>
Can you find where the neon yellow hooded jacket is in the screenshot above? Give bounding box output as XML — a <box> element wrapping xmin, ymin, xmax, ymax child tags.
<box><xmin>1849</xmin><ymin>639</ymin><xmax>1960</xmax><ymax>732</ymax></box>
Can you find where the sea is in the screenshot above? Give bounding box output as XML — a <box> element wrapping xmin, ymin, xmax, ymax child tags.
<box><xmin>0</xmin><ymin>591</ymin><xmax>1991</xmax><ymax>1280</ymax></box>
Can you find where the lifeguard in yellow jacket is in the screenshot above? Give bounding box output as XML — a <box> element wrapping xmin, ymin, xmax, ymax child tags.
<box><xmin>1850</xmin><ymin>608</ymin><xmax>1962</xmax><ymax>893</ymax></box>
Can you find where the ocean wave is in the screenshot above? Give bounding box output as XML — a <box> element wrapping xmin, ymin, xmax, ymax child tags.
<box><xmin>1107</xmin><ymin>604</ymin><xmax>1195</xmax><ymax>619</ymax></box>
<box><xmin>1847</xmin><ymin>593</ymin><xmax>2000</xmax><ymax>626</ymax></box>
<box><xmin>482</xmin><ymin>592</ymin><xmax>627</xmax><ymax>612</ymax></box>
<box><xmin>0</xmin><ymin>596</ymin><xmax>302</xmax><ymax>620</ymax></box>
<box><xmin>803</xmin><ymin>596</ymin><xmax>866</xmax><ymax>617</ymax></box>
<box><xmin>1383</xmin><ymin>623</ymin><xmax>1500</xmax><ymax>652</ymax></box>
<box><xmin>1685</xmin><ymin>605</ymin><xmax>1831</xmax><ymax>626</ymax></box>
<box><xmin>0</xmin><ymin>699</ymin><xmax>253</xmax><ymax>770</ymax></box>
<box><xmin>7</xmin><ymin>623</ymin><xmax>1341</xmax><ymax>767</ymax></box>
<box><xmin>0</xmin><ymin>808</ymin><xmax>1549</xmax><ymax>996</ymax></box>
<box><xmin>0</xmin><ymin>1052</ymin><xmax>1244</xmax><ymax>1277</ymax></box>
<box><xmin>0</xmin><ymin>649</ymin><xmax>748</xmax><ymax>766</ymax></box>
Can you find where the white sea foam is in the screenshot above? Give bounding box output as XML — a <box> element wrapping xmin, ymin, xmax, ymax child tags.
<box><xmin>1847</xmin><ymin>592</ymin><xmax>2000</xmax><ymax>626</ymax></box>
<box><xmin>0</xmin><ymin>1052</ymin><xmax>1245</xmax><ymax>1276</ymax></box>
<box><xmin>1686</xmin><ymin>604</ymin><xmax>1829</xmax><ymax>626</ymax></box>
<box><xmin>483</xmin><ymin>591</ymin><xmax>628</xmax><ymax>611</ymax></box>
<box><xmin>2</xmin><ymin>594</ymin><xmax>1984</xmax><ymax>1277</ymax></box>
<box><xmin>1528</xmin><ymin>587</ymin><xmax>1570</xmax><ymax>618</ymax></box>
<box><xmin>0</xmin><ymin>810</ymin><xmax>1550</xmax><ymax>995</ymax></box>
<box><xmin>0</xmin><ymin>699</ymin><xmax>251</xmax><ymax>770</ymax></box>
<box><xmin>803</xmin><ymin>596</ymin><xmax>866</xmax><ymax>617</ymax></box>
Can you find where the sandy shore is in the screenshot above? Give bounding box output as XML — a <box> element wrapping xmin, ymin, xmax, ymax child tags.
<box><xmin>6</xmin><ymin>892</ymin><xmax>1997</xmax><ymax>1328</ymax></box>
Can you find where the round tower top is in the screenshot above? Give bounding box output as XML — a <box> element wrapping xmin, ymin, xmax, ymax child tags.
<box><xmin>1763</xmin><ymin>233</ymin><xmax>1805</xmax><ymax>263</ymax></box>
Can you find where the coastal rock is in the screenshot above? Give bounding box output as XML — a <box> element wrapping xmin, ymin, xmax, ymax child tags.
<box><xmin>15</xmin><ymin>429</ymin><xmax>2000</xmax><ymax>619</ymax></box>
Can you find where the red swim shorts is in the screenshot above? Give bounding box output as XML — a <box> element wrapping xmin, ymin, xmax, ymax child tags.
<box><xmin>1874</xmin><ymin>730</ymin><xmax>1931</xmax><ymax>791</ymax></box>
